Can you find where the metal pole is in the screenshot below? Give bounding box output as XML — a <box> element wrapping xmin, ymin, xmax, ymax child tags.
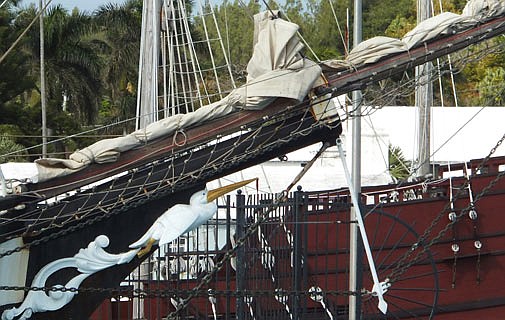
<box><xmin>338</xmin><ymin>139</ymin><xmax>388</xmax><ymax>314</ymax></box>
<box><xmin>39</xmin><ymin>0</ymin><xmax>47</xmax><ymax>158</ymax></box>
<box><xmin>415</xmin><ymin>0</ymin><xmax>433</xmax><ymax>178</ymax></box>
<box><xmin>225</xmin><ymin>195</ymin><xmax>231</xmax><ymax>320</ymax></box>
<box><xmin>349</xmin><ymin>0</ymin><xmax>362</xmax><ymax>318</ymax></box>
<box><xmin>293</xmin><ymin>187</ymin><xmax>303</xmax><ymax>319</ymax></box>
<box><xmin>236</xmin><ymin>190</ymin><xmax>246</xmax><ymax>320</ymax></box>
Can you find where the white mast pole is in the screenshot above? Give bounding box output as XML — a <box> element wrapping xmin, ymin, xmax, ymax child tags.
<box><xmin>136</xmin><ymin>0</ymin><xmax>161</xmax><ymax>130</ymax></box>
<box><xmin>39</xmin><ymin>0</ymin><xmax>47</xmax><ymax>158</ymax></box>
<box><xmin>349</xmin><ymin>0</ymin><xmax>362</xmax><ymax>318</ymax></box>
<box><xmin>134</xmin><ymin>2</ymin><xmax>161</xmax><ymax>319</ymax></box>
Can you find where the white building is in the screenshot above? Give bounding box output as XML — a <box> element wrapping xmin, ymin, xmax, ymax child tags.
<box><xmin>209</xmin><ymin>105</ymin><xmax>505</xmax><ymax>195</ymax></box>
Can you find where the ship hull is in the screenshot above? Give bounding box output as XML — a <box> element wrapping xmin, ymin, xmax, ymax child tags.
<box><xmin>86</xmin><ymin>156</ymin><xmax>505</xmax><ymax>319</ymax></box>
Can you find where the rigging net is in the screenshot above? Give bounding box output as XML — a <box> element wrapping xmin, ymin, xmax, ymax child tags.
<box><xmin>137</xmin><ymin>0</ymin><xmax>236</xmax><ymax>129</ymax></box>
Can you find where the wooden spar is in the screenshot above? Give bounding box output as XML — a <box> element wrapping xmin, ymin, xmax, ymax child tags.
<box><xmin>1</xmin><ymin>13</ymin><xmax>505</xmax><ymax>209</ymax></box>
<box><xmin>323</xmin><ymin>14</ymin><xmax>505</xmax><ymax>95</ymax></box>
<box><xmin>25</xmin><ymin>99</ymin><xmax>317</xmax><ymax>198</ymax></box>
<box><xmin>0</xmin><ymin>100</ymin><xmax>342</xmax><ymax>242</ymax></box>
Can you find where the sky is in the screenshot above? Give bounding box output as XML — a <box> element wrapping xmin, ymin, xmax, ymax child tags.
<box><xmin>23</xmin><ymin>0</ymin><xmax>235</xmax><ymax>12</ymax></box>
<box><xmin>23</xmin><ymin>0</ymin><xmax>125</xmax><ymax>12</ymax></box>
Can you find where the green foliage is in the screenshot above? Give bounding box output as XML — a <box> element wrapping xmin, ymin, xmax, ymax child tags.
<box><xmin>300</xmin><ymin>0</ymin><xmax>348</xmax><ymax>59</ymax></box>
<box><xmin>0</xmin><ymin>124</ymin><xmax>24</xmax><ymax>143</ymax></box>
<box><xmin>97</xmin><ymin>91</ymin><xmax>136</xmax><ymax>134</ymax></box>
<box><xmin>94</xmin><ymin>0</ymin><xmax>141</xmax><ymax>133</ymax></box>
<box><xmin>282</xmin><ymin>0</ymin><xmax>309</xmax><ymax>39</ymax></box>
<box><xmin>0</xmin><ymin>135</ymin><xmax>27</xmax><ymax>163</ymax></box>
<box><xmin>204</xmin><ymin>0</ymin><xmax>259</xmax><ymax>80</ymax></box>
<box><xmin>362</xmin><ymin>0</ymin><xmax>415</xmax><ymax>39</ymax></box>
<box><xmin>477</xmin><ymin>67</ymin><xmax>505</xmax><ymax>106</ymax></box>
<box><xmin>1</xmin><ymin>0</ymin><xmax>505</xmax><ymax>162</ymax></box>
<box><xmin>0</xmin><ymin>101</ymin><xmax>42</xmax><ymax>157</ymax></box>
<box><xmin>15</xmin><ymin>5</ymin><xmax>103</xmax><ymax>124</ymax></box>
<box><xmin>388</xmin><ymin>145</ymin><xmax>411</xmax><ymax>182</ymax></box>
<box><xmin>385</xmin><ymin>15</ymin><xmax>416</xmax><ymax>39</ymax></box>
<box><xmin>436</xmin><ymin>0</ymin><xmax>467</xmax><ymax>14</ymax></box>
<box><xmin>1</xmin><ymin>3</ymin><xmax>111</xmax><ymax>159</ymax></box>
<box><xmin>455</xmin><ymin>36</ymin><xmax>505</xmax><ymax>106</ymax></box>
<box><xmin>0</xmin><ymin>4</ymin><xmax>36</xmax><ymax>108</ymax></box>
<box><xmin>98</xmin><ymin>97</ymin><xmax>115</xmax><ymax>120</ymax></box>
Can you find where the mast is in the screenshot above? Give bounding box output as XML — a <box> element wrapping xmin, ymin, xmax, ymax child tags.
<box><xmin>415</xmin><ymin>0</ymin><xmax>433</xmax><ymax>178</ymax></box>
<box><xmin>349</xmin><ymin>0</ymin><xmax>363</xmax><ymax>318</ymax></box>
<box><xmin>39</xmin><ymin>0</ymin><xmax>47</xmax><ymax>157</ymax></box>
<box><xmin>136</xmin><ymin>0</ymin><xmax>162</xmax><ymax>130</ymax></box>
<box><xmin>134</xmin><ymin>2</ymin><xmax>162</xmax><ymax>318</ymax></box>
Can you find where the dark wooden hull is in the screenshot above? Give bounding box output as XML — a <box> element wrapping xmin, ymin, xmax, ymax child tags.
<box><xmin>0</xmin><ymin>97</ymin><xmax>342</xmax><ymax>319</ymax></box>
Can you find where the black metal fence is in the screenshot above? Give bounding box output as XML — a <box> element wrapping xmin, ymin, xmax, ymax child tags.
<box><xmin>91</xmin><ymin>188</ymin><xmax>438</xmax><ymax>319</ymax></box>
<box><xmin>89</xmin><ymin>189</ymin><xmax>355</xmax><ymax>319</ymax></box>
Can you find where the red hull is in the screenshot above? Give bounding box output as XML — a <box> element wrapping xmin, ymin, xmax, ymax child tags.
<box><xmin>90</xmin><ymin>157</ymin><xmax>505</xmax><ymax>319</ymax></box>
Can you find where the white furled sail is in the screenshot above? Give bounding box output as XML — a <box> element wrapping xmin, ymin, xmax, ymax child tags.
<box><xmin>136</xmin><ymin>0</ymin><xmax>161</xmax><ymax>130</ymax></box>
<box><xmin>136</xmin><ymin>0</ymin><xmax>238</xmax><ymax>130</ymax></box>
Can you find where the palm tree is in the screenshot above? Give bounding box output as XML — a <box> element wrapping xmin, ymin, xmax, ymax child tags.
<box><xmin>0</xmin><ymin>1</ymin><xmax>36</xmax><ymax>110</ymax></box>
<box><xmin>18</xmin><ymin>4</ymin><xmax>102</xmax><ymax>124</ymax></box>
<box><xmin>388</xmin><ymin>144</ymin><xmax>412</xmax><ymax>182</ymax></box>
<box><xmin>94</xmin><ymin>0</ymin><xmax>142</xmax><ymax>133</ymax></box>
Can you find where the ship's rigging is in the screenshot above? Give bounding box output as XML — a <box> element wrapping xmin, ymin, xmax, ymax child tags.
<box><xmin>1</xmin><ymin>1</ymin><xmax>505</xmax><ymax>319</ymax></box>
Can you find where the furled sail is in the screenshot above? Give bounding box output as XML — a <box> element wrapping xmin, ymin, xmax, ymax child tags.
<box><xmin>1</xmin><ymin>0</ymin><xmax>504</xmax><ymax>189</ymax></box>
<box><xmin>1</xmin><ymin>11</ymin><xmax>323</xmax><ymax>185</ymax></box>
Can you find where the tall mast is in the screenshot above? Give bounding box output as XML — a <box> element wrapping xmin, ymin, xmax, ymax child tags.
<box><xmin>136</xmin><ymin>0</ymin><xmax>162</xmax><ymax>130</ymax></box>
<box><xmin>349</xmin><ymin>0</ymin><xmax>363</xmax><ymax>318</ymax></box>
<box><xmin>415</xmin><ymin>0</ymin><xmax>433</xmax><ymax>177</ymax></box>
<box><xmin>39</xmin><ymin>0</ymin><xmax>47</xmax><ymax>157</ymax></box>
<box><xmin>133</xmin><ymin>3</ymin><xmax>162</xmax><ymax>318</ymax></box>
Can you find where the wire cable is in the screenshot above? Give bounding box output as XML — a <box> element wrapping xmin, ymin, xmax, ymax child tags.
<box><xmin>0</xmin><ymin>0</ymin><xmax>53</xmax><ymax>65</ymax></box>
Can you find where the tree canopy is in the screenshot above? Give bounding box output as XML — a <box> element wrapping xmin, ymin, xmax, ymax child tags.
<box><xmin>0</xmin><ymin>0</ymin><xmax>503</xmax><ymax>162</ymax></box>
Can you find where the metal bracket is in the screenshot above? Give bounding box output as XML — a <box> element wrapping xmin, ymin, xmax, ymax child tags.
<box><xmin>336</xmin><ymin>138</ymin><xmax>388</xmax><ymax>314</ymax></box>
<box><xmin>0</xmin><ymin>166</ymin><xmax>7</xmax><ymax>197</ymax></box>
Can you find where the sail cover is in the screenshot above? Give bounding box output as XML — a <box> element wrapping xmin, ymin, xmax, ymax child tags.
<box><xmin>2</xmin><ymin>0</ymin><xmax>504</xmax><ymax>186</ymax></box>
<box><xmin>1</xmin><ymin>11</ymin><xmax>323</xmax><ymax>184</ymax></box>
<box><xmin>323</xmin><ymin>0</ymin><xmax>505</xmax><ymax>69</ymax></box>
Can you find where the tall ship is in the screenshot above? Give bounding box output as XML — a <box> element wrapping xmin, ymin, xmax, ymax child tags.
<box><xmin>1</xmin><ymin>0</ymin><xmax>505</xmax><ymax>319</ymax></box>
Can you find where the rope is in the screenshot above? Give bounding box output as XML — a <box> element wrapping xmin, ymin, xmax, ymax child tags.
<box><xmin>2</xmin><ymin>24</ymin><xmax>504</xmax><ymax>160</ymax></box>
<box><xmin>0</xmin><ymin>101</ymin><xmax>335</xmax><ymax>255</ymax></box>
<box><xmin>197</xmin><ymin>0</ymin><xmax>227</xmax><ymax>99</ymax></box>
<box><xmin>211</xmin><ymin>0</ymin><xmax>236</xmax><ymax>89</ymax></box>
<box><xmin>260</xmin><ymin>0</ymin><xmax>278</xmax><ymax>19</ymax></box>
<box><xmin>386</xmin><ymin>132</ymin><xmax>505</xmax><ymax>283</ymax></box>
<box><xmin>328</xmin><ymin>0</ymin><xmax>348</xmax><ymax>56</ymax></box>
<box><xmin>1</xmin><ymin>131</ymin><xmax>504</xmax><ymax>318</ymax></box>
<box><xmin>0</xmin><ymin>0</ymin><xmax>53</xmax><ymax>65</ymax></box>
<box><xmin>165</xmin><ymin>141</ymin><xmax>332</xmax><ymax>318</ymax></box>
<box><xmin>0</xmin><ymin>0</ymin><xmax>10</xmax><ymax>9</ymax></box>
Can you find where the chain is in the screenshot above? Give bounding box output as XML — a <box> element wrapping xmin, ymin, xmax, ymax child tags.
<box><xmin>0</xmin><ymin>193</ymin><xmax>150</xmax><ymax>259</ymax></box>
<box><xmin>0</xmin><ymin>285</ymin><xmax>359</xmax><ymax>298</ymax></box>
<box><xmin>0</xmin><ymin>104</ymin><xmax>332</xmax><ymax>259</ymax></box>
<box><xmin>165</xmin><ymin>142</ymin><xmax>330</xmax><ymax>319</ymax></box>
<box><xmin>0</xmin><ymin>142</ymin><xmax>350</xmax><ymax>316</ymax></box>
<box><xmin>387</xmin><ymin>133</ymin><xmax>505</xmax><ymax>283</ymax></box>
